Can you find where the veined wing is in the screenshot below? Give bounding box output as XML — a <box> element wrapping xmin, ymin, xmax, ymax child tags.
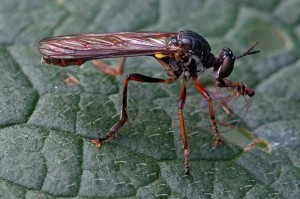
<box><xmin>38</xmin><ymin>32</ymin><xmax>180</xmax><ymax>66</ymax></box>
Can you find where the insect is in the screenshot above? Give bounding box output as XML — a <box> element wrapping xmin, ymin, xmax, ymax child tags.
<box><xmin>38</xmin><ymin>30</ymin><xmax>259</xmax><ymax>175</ymax></box>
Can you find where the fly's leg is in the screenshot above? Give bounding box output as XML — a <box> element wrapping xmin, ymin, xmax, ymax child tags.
<box><xmin>93</xmin><ymin>57</ymin><xmax>126</xmax><ymax>76</ymax></box>
<box><xmin>193</xmin><ymin>78</ymin><xmax>222</xmax><ymax>145</ymax></box>
<box><xmin>61</xmin><ymin>73</ymin><xmax>80</xmax><ymax>85</ymax></box>
<box><xmin>215</xmin><ymin>78</ymin><xmax>255</xmax><ymax>127</ymax></box>
<box><xmin>60</xmin><ymin>58</ymin><xmax>126</xmax><ymax>85</ymax></box>
<box><xmin>213</xmin><ymin>80</ymin><xmax>235</xmax><ymax>117</ymax></box>
<box><xmin>216</xmin><ymin>79</ymin><xmax>255</xmax><ymax>97</ymax></box>
<box><xmin>216</xmin><ymin>79</ymin><xmax>258</xmax><ymax>150</ymax></box>
<box><xmin>91</xmin><ymin>73</ymin><xmax>178</xmax><ymax>147</ymax></box>
<box><xmin>215</xmin><ymin>78</ymin><xmax>254</xmax><ymax>117</ymax></box>
<box><xmin>177</xmin><ymin>78</ymin><xmax>191</xmax><ymax>175</ymax></box>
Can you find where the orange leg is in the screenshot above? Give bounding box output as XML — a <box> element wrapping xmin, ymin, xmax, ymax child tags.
<box><xmin>93</xmin><ymin>57</ymin><xmax>126</xmax><ymax>76</ymax></box>
<box><xmin>62</xmin><ymin>73</ymin><xmax>80</xmax><ymax>85</ymax></box>
<box><xmin>92</xmin><ymin>73</ymin><xmax>178</xmax><ymax>147</ymax></box>
<box><xmin>215</xmin><ymin>79</ymin><xmax>255</xmax><ymax>97</ymax></box>
<box><xmin>177</xmin><ymin>78</ymin><xmax>191</xmax><ymax>175</ymax></box>
<box><xmin>213</xmin><ymin>80</ymin><xmax>235</xmax><ymax>117</ymax></box>
<box><xmin>193</xmin><ymin>79</ymin><xmax>222</xmax><ymax>145</ymax></box>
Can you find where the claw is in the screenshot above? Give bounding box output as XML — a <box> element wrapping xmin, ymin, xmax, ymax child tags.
<box><xmin>214</xmin><ymin>137</ymin><xmax>223</xmax><ymax>145</ymax></box>
<box><xmin>91</xmin><ymin>139</ymin><xmax>102</xmax><ymax>147</ymax></box>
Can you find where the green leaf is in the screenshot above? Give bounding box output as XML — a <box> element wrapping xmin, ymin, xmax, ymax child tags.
<box><xmin>1</xmin><ymin>0</ymin><xmax>300</xmax><ymax>198</ymax></box>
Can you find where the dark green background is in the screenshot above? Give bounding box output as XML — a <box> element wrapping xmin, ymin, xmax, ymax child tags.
<box><xmin>0</xmin><ymin>0</ymin><xmax>300</xmax><ymax>198</ymax></box>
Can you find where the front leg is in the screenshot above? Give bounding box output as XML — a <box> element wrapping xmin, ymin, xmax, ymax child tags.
<box><xmin>214</xmin><ymin>79</ymin><xmax>255</xmax><ymax>116</ymax></box>
<box><xmin>215</xmin><ymin>79</ymin><xmax>255</xmax><ymax>97</ymax></box>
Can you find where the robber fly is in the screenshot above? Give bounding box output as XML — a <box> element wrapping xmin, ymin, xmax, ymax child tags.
<box><xmin>38</xmin><ymin>30</ymin><xmax>259</xmax><ymax>175</ymax></box>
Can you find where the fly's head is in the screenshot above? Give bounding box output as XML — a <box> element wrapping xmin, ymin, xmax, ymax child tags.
<box><xmin>213</xmin><ymin>42</ymin><xmax>260</xmax><ymax>79</ymax></box>
<box><xmin>213</xmin><ymin>48</ymin><xmax>235</xmax><ymax>79</ymax></box>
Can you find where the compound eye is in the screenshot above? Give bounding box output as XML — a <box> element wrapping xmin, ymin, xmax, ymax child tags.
<box><xmin>216</xmin><ymin>48</ymin><xmax>235</xmax><ymax>79</ymax></box>
<box><xmin>222</xmin><ymin>48</ymin><xmax>233</xmax><ymax>57</ymax></box>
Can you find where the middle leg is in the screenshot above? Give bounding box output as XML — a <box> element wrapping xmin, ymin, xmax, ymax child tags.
<box><xmin>92</xmin><ymin>73</ymin><xmax>178</xmax><ymax>147</ymax></box>
<box><xmin>177</xmin><ymin>78</ymin><xmax>191</xmax><ymax>175</ymax></box>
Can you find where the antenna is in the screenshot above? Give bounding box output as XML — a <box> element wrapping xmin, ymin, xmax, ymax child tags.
<box><xmin>235</xmin><ymin>42</ymin><xmax>260</xmax><ymax>59</ymax></box>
